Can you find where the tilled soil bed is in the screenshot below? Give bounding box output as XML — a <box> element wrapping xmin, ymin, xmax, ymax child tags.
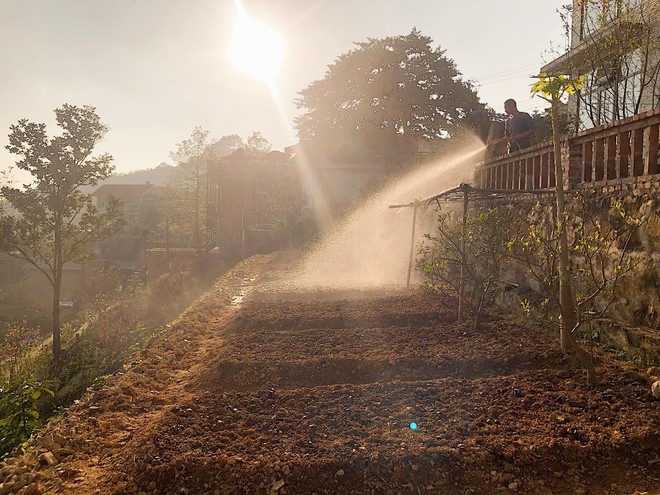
<box><xmin>4</xmin><ymin>252</ymin><xmax>659</xmax><ymax>495</ymax></box>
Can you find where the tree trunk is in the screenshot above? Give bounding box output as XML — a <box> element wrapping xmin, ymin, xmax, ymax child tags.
<box><xmin>194</xmin><ymin>173</ymin><xmax>200</xmax><ymax>254</ymax></box>
<box><xmin>551</xmin><ymin>99</ymin><xmax>596</xmax><ymax>385</ymax></box>
<box><xmin>550</xmin><ymin>100</ymin><xmax>576</xmax><ymax>349</ymax></box>
<box><xmin>52</xmin><ymin>272</ymin><xmax>61</xmax><ymax>360</ymax></box>
<box><xmin>52</xmin><ymin>218</ymin><xmax>62</xmax><ymax>360</ymax></box>
<box><xmin>458</xmin><ymin>189</ymin><xmax>469</xmax><ymax>322</ymax></box>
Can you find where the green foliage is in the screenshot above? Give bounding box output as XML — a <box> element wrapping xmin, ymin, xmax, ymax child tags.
<box><xmin>0</xmin><ymin>321</ymin><xmax>40</xmax><ymax>382</ymax></box>
<box><xmin>531</xmin><ymin>73</ymin><xmax>584</xmax><ymax>102</ymax></box>
<box><xmin>419</xmin><ymin>194</ymin><xmax>649</xmax><ymax>338</ymax></box>
<box><xmin>295</xmin><ymin>28</ymin><xmax>484</xmax><ymax>167</ymax></box>
<box><xmin>0</xmin><ymin>380</ymin><xmax>54</xmax><ymax>459</ymax></box>
<box><xmin>0</xmin><ymin>320</ymin><xmax>54</xmax><ymax>459</ymax></box>
<box><xmin>568</xmin><ymin>195</ymin><xmax>647</xmax><ymax>316</ymax></box>
<box><xmin>0</xmin><ymin>104</ymin><xmax>125</xmax><ymax>358</ymax></box>
<box><xmin>506</xmin><ymin>203</ymin><xmax>561</xmax><ymax>296</ymax></box>
<box><xmin>505</xmin><ymin>194</ymin><xmax>648</xmax><ymax>327</ymax></box>
<box><xmin>150</xmin><ymin>271</ymin><xmax>187</xmax><ymax>302</ymax></box>
<box><xmin>0</xmin><ymin>255</ymin><xmax>227</xmax><ymax>459</ymax></box>
<box><xmin>417</xmin><ymin>206</ymin><xmax>512</xmax><ymax>322</ymax></box>
<box><xmin>531</xmin><ymin>108</ymin><xmax>577</xmax><ymax>141</ymax></box>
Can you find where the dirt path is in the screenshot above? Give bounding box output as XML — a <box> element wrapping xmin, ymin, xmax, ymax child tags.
<box><xmin>2</xmin><ymin>252</ymin><xmax>659</xmax><ymax>495</ymax></box>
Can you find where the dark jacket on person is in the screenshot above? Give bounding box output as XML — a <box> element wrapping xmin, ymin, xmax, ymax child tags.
<box><xmin>506</xmin><ymin>112</ymin><xmax>534</xmax><ymax>152</ymax></box>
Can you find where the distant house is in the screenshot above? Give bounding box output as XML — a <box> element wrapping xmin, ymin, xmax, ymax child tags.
<box><xmin>206</xmin><ymin>149</ymin><xmax>286</xmax><ymax>257</ymax></box>
<box><xmin>206</xmin><ymin>137</ymin><xmax>447</xmax><ymax>258</ymax></box>
<box><xmin>92</xmin><ymin>183</ymin><xmax>161</xmax><ymax>269</ymax></box>
<box><xmin>542</xmin><ymin>0</ymin><xmax>660</xmax><ymax>130</ymax></box>
<box><xmin>92</xmin><ymin>183</ymin><xmax>160</xmax><ymax>227</ymax></box>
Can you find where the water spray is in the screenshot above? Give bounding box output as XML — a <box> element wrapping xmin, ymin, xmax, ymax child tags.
<box><xmin>296</xmin><ymin>137</ymin><xmax>486</xmax><ymax>290</ymax></box>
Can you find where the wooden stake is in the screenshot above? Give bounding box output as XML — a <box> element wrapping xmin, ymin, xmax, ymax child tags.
<box><xmin>406</xmin><ymin>202</ymin><xmax>418</xmax><ymax>289</ymax></box>
<box><xmin>458</xmin><ymin>188</ymin><xmax>469</xmax><ymax>321</ymax></box>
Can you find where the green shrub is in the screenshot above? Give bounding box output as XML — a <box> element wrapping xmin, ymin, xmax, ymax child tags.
<box><xmin>0</xmin><ymin>380</ymin><xmax>54</xmax><ymax>460</ymax></box>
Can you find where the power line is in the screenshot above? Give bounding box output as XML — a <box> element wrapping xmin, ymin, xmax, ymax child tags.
<box><xmin>472</xmin><ymin>63</ymin><xmax>541</xmax><ymax>82</ymax></box>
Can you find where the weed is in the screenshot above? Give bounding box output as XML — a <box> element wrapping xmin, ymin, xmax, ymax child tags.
<box><xmin>0</xmin><ymin>380</ymin><xmax>54</xmax><ymax>460</ymax></box>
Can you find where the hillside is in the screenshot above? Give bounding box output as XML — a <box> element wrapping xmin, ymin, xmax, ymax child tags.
<box><xmin>2</xmin><ymin>252</ymin><xmax>659</xmax><ymax>495</ymax></box>
<box><xmin>79</xmin><ymin>163</ymin><xmax>174</xmax><ymax>194</ymax></box>
<box><xmin>105</xmin><ymin>163</ymin><xmax>174</xmax><ymax>186</ymax></box>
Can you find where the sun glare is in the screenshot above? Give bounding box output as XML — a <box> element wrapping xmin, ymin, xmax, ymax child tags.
<box><xmin>229</xmin><ymin>17</ymin><xmax>285</xmax><ymax>80</ymax></box>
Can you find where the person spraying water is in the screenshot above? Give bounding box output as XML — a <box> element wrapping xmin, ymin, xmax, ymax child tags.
<box><xmin>487</xmin><ymin>98</ymin><xmax>535</xmax><ymax>154</ymax></box>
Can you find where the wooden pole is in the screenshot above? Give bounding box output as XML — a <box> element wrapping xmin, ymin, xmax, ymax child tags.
<box><xmin>458</xmin><ymin>189</ymin><xmax>469</xmax><ymax>321</ymax></box>
<box><xmin>406</xmin><ymin>202</ymin><xmax>419</xmax><ymax>289</ymax></box>
<box><xmin>165</xmin><ymin>216</ymin><xmax>171</xmax><ymax>271</ymax></box>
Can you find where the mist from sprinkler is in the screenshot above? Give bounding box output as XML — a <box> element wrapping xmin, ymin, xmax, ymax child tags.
<box><xmin>295</xmin><ymin>135</ymin><xmax>487</xmax><ymax>289</ymax></box>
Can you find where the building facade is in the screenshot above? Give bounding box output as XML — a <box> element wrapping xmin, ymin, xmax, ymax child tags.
<box><xmin>542</xmin><ymin>0</ymin><xmax>660</xmax><ymax>130</ymax></box>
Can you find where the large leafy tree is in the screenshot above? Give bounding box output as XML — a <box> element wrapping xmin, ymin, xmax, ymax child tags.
<box><xmin>295</xmin><ymin>29</ymin><xmax>485</xmax><ymax>163</ymax></box>
<box><xmin>0</xmin><ymin>104</ymin><xmax>125</xmax><ymax>359</ymax></box>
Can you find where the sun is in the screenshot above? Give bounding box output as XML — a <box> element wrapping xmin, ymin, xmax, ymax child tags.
<box><xmin>228</xmin><ymin>16</ymin><xmax>285</xmax><ymax>81</ymax></box>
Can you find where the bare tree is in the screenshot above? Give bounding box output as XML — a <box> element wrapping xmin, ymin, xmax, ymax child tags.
<box><xmin>549</xmin><ymin>0</ymin><xmax>660</xmax><ymax>129</ymax></box>
<box><xmin>166</xmin><ymin>127</ymin><xmax>216</xmax><ymax>253</ymax></box>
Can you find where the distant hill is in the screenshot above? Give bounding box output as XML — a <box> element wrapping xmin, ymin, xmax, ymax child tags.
<box><xmin>105</xmin><ymin>162</ymin><xmax>174</xmax><ymax>186</ymax></box>
<box><xmin>82</xmin><ymin>163</ymin><xmax>174</xmax><ymax>193</ymax></box>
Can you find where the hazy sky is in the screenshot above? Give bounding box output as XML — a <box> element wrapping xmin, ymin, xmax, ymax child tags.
<box><xmin>0</xmin><ymin>0</ymin><xmax>567</xmax><ymax>176</ymax></box>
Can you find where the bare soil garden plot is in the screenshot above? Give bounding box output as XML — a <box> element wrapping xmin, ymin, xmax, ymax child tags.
<box><xmin>7</xmin><ymin>252</ymin><xmax>659</xmax><ymax>495</ymax></box>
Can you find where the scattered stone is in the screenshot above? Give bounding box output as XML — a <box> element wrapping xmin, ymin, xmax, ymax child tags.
<box><xmin>38</xmin><ymin>452</ymin><xmax>58</xmax><ymax>467</ymax></box>
<box><xmin>12</xmin><ymin>476</ymin><xmax>27</xmax><ymax>492</ymax></box>
<box><xmin>575</xmin><ymin>488</ymin><xmax>587</xmax><ymax>494</ymax></box>
<box><xmin>271</xmin><ymin>479</ymin><xmax>285</xmax><ymax>491</ymax></box>
<box><xmin>508</xmin><ymin>481</ymin><xmax>518</xmax><ymax>491</ymax></box>
<box><xmin>411</xmin><ymin>464</ymin><xmax>419</xmax><ymax>472</ymax></box>
<box><xmin>52</xmin><ymin>433</ymin><xmax>67</xmax><ymax>446</ymax></box>
<box><xmin>13</xmin><ymin>466</ymin><xmax>27</xmax><ymax>477</ymax></box>
<box><xmin>335</xmin><ymin>469</ymin><xmax>345</xmax><ymax>477</ymax></box>
<box><xmin>651</xmin><ymin>381</ymin><xmax>660</xmax><ymax>399</ymax></box>
<box><xmin>54</xmin><ymin>448</ymin><xmax>75</xmax><ymax>458</ymax></box>
<box><xmin>19</xmin><ymin>483</ymin><xmax>41</xmax><ymax>495</ymax></box>
<box><xmin>226</xmin><ymin>456</ymin><xmax>242</xmax><ymax>466</ymax></box>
